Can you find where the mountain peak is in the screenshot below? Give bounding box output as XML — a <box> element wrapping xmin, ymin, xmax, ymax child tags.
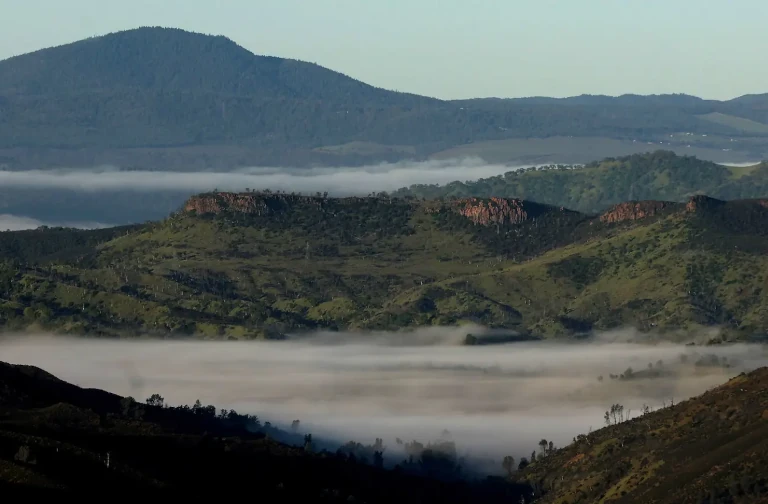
<box><xmin>0</xmin><ymin>26</ymin><xmax>429</xmax><ymax>106</ymax></box>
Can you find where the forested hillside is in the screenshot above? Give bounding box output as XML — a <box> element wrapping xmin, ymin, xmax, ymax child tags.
<box><xmin>396</xmin><ymin>151</ymin><xmax>768</xmax><ymax>213</ymax></box>
<box><xmin>2</xmin><ymin>190</ymin><xmax>768</xmax><ymax>341</ymax></box>
<box><xmin>519</xmin><ymin>366</ymin><xmax>768</xmax><ymax>503</ymax></box>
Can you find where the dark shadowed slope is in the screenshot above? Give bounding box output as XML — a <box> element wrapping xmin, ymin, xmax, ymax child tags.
<box><xmin>0</xmin><ymin>360</ymin><xmax>529</xmax><ymax>500</ymax></box>
<box><xmin>519</xmin><ymin>366</ymin><xmax>768</xmax><ymax>504</ymax></box>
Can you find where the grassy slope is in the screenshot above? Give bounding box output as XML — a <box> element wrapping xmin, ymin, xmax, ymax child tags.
<box><xmin>2</xmin><ymin>191</ymin><xmax>768</xmax><ymax>340</ymax></box>
<box><xmin>519</xmin><ymin>367</ymin><xmax>768</xmax><ymax>504</ymax></box>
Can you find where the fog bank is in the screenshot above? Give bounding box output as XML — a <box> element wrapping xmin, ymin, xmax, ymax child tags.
<box><xmin>0</xmin><ymin>214</ymin><xmax>112</xmax><ymax>231</ymax></box>
<box><xmin>2</xmin><ymin>332</ymin><xmax>765</xmax><ymax>461</ymax></box>
<box><xmin>0</xmin><ymin>158</ymin><xmax>522</xmax><ymax>194</ymax></box>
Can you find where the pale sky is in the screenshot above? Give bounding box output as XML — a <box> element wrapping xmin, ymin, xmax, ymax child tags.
<box><xmin>0</xmin><ymin>0</ymin><xmax>765</xmax><ymax>100</ymax></box>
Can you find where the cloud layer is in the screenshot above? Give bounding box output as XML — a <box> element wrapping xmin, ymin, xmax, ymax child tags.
<box><xmin>2</xmin><ymin>332</ymin><xmax>765</xmax><ymax>462</ymax></box>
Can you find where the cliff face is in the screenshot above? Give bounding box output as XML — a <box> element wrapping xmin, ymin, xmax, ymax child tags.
<box><xmin>450</xmin><ymin>197</ymin><xmax>561</xmax><ymax>226</ymax></box>
<box><xmin>685</xmin><ymin>195</ymin><xmax>727</xmax><ymax>213</ymax></box>
<box><xmin>184</xmin><ymin>193</ymin><xmax>271</xmax><ymax>215</ymax></box>
<box><xmin>599</xmin><ymin>201</ymin><xmax>679</xmax><ymax>223</ymax></box>
<box><xmin>184</xmin><ymin>193</ymin><xmax>579</xmax><ymax>228</ymax></box>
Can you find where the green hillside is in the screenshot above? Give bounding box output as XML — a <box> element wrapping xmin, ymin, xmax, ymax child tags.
<box><xmin>517</xmin><ymin>366</ymin><xmax>768</xmax><ymax>503</ymax></box>
<box><xmin>2</xmin><ymin>190</ymin><xmax>768</xmax><ymax>341</ymax></box>
<box><xmin>395</xmin><ymin>151</ymin><xmax>768</xmax><ymax>214</ymax></box>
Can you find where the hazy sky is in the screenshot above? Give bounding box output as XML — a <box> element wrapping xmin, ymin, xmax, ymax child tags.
<box><xmin>0</xmin><ymin>0</ymin><xmax>765</xmax><ymax>100</ymax></box>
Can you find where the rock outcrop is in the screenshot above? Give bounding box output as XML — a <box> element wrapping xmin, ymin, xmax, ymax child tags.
<box><xmin>685</xmin><ymin>195</ymin><xmax>727</xmax><ymax>213</ymax></box>
<box><xmin>599</xmin><ymin>201</ymin><xmax>679</xmax><ymax>223</ymax></box>
<box><xmin>184</xmin><ymin>193</ymin><xmax>272</xmax><ymax>215</ymax></box>
<box><xmin>450</xmin><ymin>197</ymin><xmax>562</xmax><ymax>226</ymax></box>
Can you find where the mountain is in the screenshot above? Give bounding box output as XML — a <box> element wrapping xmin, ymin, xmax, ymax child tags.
<box><xmin>517</xmin><ymin>366</ymin><xmax>768</xmax><ymax>503</ymax></box>
<box><xmin>0</xmin><ymin>27</ymin><xmax>433</xmax><ymax>106</ymax></box>
<box><xmin>2</xmin><ymin>189</ymin><xmax>768</xmax><ymax>341</ymax></box>
<box><xmin>0</xmin><ymin>359</ymin><xmax>529</xmax><ymax>499</ymax></box>
<box><xmin>0</xmin><ymin>27</ymin><xmax>767</xmax><ymax>170</ymax></box>
<box><xmin>395</xmin><ymin>151</ymin><xmax>768</xmax><ymax>214</ymax></box>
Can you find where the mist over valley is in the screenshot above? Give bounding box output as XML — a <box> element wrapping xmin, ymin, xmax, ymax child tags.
<box><xmin>2</xmin><ymin>331</ymin><xmax>764</xmax><ymax>468</ymax></box>
<box><xmin>2</xmin><ymin>16</ymin><xmax>768</xmax><ymax>502</ymax></box>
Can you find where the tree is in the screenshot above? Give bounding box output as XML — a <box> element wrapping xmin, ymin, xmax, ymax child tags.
<box><xmin>605</xmin><ymin>403</ymin><xmax>625</xmax><ymax>425</ymax></box>
<box><xmin>518</xmin><ymin>457</ymin><xmax>529</xmax><ymax>471</ymax></box>
<box><xmin>120</xmin><ymin>396</ymin><xmax>144</xmax><ymax>420</ymax></box>
<box><xmin>502</xmin><ymin>455</ymin><xmax>515</xmax><ymax>477</ymax></box>
<box><xmin>538</xmin><ymin>439</ymin><xmax>548</xmax><ymax>455</ymax></box>
<box><xmin>291</xmin><ymin>419</ymin><xmax>300</xmax><ymax>431</ymax></box>
<box><xmin>145</xmin><ymin>393</ymin><xmax>164</xmax><ymax>407</ymax></box>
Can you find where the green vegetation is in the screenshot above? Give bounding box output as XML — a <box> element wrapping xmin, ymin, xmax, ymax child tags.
<box><xmin>519</xmin><ymin>367</ymin><xmax>768</xmax><ymax>503</ymax></box>
<box><xmin>1</xmin><ymin>28</ymin><xmax>767</xmax><ymax>170</ymax></box>
<box><xmin>396</xmin><ymin>151</ymin><xmax>768</xmax><ymax>213</ymax></box>
<box><xmin>2</xmin><ymin>188</ymin><xmax>768</xmax><ymax>340</ymax></box>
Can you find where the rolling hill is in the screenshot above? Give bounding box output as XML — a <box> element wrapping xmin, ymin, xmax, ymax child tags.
<box><xmin>2</xmin><ymin>189</ymin><xmax>768</xmax><ymax>341</ymax></box>
<box><xmin>0</xmin><ymin>27</ymin><xmax>767</xmax><ymax>170</ymax></box>
<box><xmin>518</xmin><ymin>366</ymin><xmax>768</xmax><ymax>503</ymax></box>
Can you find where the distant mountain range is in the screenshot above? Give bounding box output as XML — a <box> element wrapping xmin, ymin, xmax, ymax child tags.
<box><xmin>0</xmin><ymin>27</ymin><xmax>767</xmax><ymax>170</ymax></box>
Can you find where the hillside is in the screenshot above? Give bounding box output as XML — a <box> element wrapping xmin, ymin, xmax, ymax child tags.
<box><xmin>2</xmin><ymin>190</ymin><xmax>768</xmax><ymax>340</ymax></box>
<box><xmin>395</xmin><ymin>151</ymin><xmax>768</xmax><ymax>214</ymax></box>
<box><xmin>0</xmin><ymin>359</ymin><xmax>529</xmax><ymax>499</ymax></box>
<box><xmin>0</xmin><ymin>28</ymin><xmax>767</xmax><ymax>169</ymax></box>
<box><xmin>517</xmin><ymin>366</ymin><xmax>768</xmax><ymax>503</ymax></box>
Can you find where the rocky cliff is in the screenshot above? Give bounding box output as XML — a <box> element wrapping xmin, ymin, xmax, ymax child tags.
<box><xmin>183</xmin><ymin>192</ymin><xmax>339</xmax><ymax>216</ymax></box>
<box><xmin>685</xmin><ymin>194</ymin><xmax>727</xmax><ymax>213</ymax></box>
<box><xmin>449</xmin><ymin>197</ymin><xmax>568</xmax><ymax>226</ymax></box>
<box><xmin>184</xmin><ymin>192</ymin><xmax>273</xmax><ymax>215</ymax></box>
<box><xmin>599</xmin><ymin>200</ymin><xmax>680</xmax><ymax>223</ymax></box>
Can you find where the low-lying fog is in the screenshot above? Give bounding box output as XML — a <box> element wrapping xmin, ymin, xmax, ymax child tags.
<box><xmin>0</xmin><ymin>158</ymin><xmax>525</xmax><ymax>229</ymax></box>
<box><xmin>0</xmin><ymin>214</ymin><xmax>111</xmax><ymax>232</ymax></box>
<box><xmin>2</xmin><ymin>328</ymin><xmax>766</xmax><ymax>464</ymax></box>
<box><xmin>0</xmin><ymin>158</ymin><xmax>519</xmax><ymax>194</ymax></box>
